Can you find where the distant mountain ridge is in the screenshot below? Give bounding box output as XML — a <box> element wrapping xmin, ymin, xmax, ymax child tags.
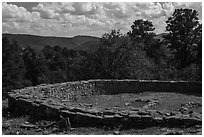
<box><xmin>2</xmin><ymin>33</ymin><xmax>167</xmax><ymax>52</ymax></box>
<box><xmin>2</xmin><ymin>33</ymin><xmax>101</xmax><ymax>52</ymax></box>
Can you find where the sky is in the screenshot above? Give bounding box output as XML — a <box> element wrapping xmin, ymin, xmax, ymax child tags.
<box><xmin>2</xmin><ymin>2</ymin><xmax>202</xmax><ymax>37</ymax></box>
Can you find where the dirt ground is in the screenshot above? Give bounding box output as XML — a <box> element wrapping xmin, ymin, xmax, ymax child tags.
<box><xmin>2</xmin><ymin>91</ymin><xmax>202</xmax><ymax>135</ymax></box>
<box><xmin>2</xmin><ymin>115</ymin><xmax>202</xmax><ymax>135</ymax></box>
<box><xmin>2</xmin><ymin>116</ymin><xmax>202</xmax><ymax>135</ymax></box>
<box><xmin>75</xmin><ymin>92</ymin><xmax>202</xmax><ymax>113</ymax></box>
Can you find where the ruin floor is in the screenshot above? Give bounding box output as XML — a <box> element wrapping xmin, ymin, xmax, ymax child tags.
<box><xmin>74</xmin><ymin>92</ymin><xmax>202</xmax><ymax>114</ymax></box>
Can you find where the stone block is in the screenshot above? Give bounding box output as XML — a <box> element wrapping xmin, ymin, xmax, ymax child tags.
<box><xmin>103</xmin><ymin>110</ymin><xmax>116</xmax><ymax>115</ymax></box>
<box><xmin>114</xmin><ymin>113</ymin><xmax>123</xmax><ymax>119</ymax></box>
<box><xmin>140</xmin><ymin>115</ymin><xmax>153</xmax><ymax>122</ymax></box>
<box><xmin>138</xmin><ymin>110</ymin><xmax>150</xmax><ymax>115</ymax></box>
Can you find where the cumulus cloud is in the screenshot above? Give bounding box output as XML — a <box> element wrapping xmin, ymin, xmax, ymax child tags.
<box><xmin>175</xmin><ymin>2</ymin><xmax>202</xmax><ymax>19</ymax></box>
<box><xmin>32</xmin><ymin>3</ymin><xmax>59</xmax><ymax>19</ymax></box>
<box><xmin>2</xmin><ymin>2</ymin><xmax>40</xmax><ymax>22</ymax></box>
<box><xmin>136</xmin><ymin>2</ymin><xmax>164</xmax><ymax>18</ymax></box>
<box><xmin>162</xmin><ymin>2</ymin><xmax>175</xmax><ymax>16</ymax></box>
<box><xmin>2</xmin><ymin>2</ymin><xmax>202</xmax><ymax>37</ymax></box>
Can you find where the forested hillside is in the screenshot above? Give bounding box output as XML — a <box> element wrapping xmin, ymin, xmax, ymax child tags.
<box><xmin>2</xmin><ymin>8</ymin><xmax>202</xmax><ymax>98</ymax></box>
<box><xmin>2</xmin><ymin>34</ymin><xmax>101</xmax><ymax>52</ymax></box>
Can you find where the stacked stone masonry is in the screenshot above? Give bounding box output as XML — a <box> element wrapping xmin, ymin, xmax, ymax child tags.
<box><xmin>8</xmin><ymin>80</ymin><xmax>202</xmax><ymax>128</ymax></box>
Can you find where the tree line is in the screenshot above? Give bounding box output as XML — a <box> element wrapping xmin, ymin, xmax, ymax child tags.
<box><xmin>2</xmin><ymin>8</ymin><xmax>202</xmax><ymax>97</ymax></box>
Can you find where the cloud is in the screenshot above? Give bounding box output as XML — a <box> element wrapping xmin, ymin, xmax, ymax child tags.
<box><xmin>162</xmin><ymin>3</ymin><xmax>175</xmax><ymax>16</ymax></box>
<box><xmin>136</xmin><ymin>2</ymin><xmax>164</xmax><ymax>18</ymax></box>
<box><xmin>32</xmin><ymin>3</ymin><xmax>59</xmax><ymax>19</ymax></box>
<box><xmin>171</xmin><ymin>2</ymin><xmax>202</xmax><ymax>19</ymax></box>
<box><xmin>2</xmin><ymin>2</ymin><xmax>202</xmax><ymax>37</ymax></box>
<box><xmin>2</xmin><ymin>2</ymin><xmax>40</xmax><ymax>22</ymax></box>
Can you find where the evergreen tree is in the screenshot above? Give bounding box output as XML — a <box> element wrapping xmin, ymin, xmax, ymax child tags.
<box><xmin>2</xmin><ymin>37</ymin><xmax>30</xmax><ymax>96</ymax></box>
<box><xmin>22</xmin><ymin>46</ymin><xmax>38</xmax><ymax>85</ymax></box>
<box><xmin>165</xmin><ymin>8</ymin><xmax>202</xmax><ymax>69</ymax></box>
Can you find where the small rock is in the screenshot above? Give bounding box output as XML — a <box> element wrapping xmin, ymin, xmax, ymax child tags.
<box><xmin>145</xmin><ymin>100</ymin><xmax>151</xmax><ymax>103</ymax></box>
<box><xmin>152</xmin><ymin>100</ymin><xmax>159</xmax><ymax>103</ymax></box>
<box><xmin>2</xmin><ymin>122</ymin><xmax>11</xmax><ymax>129</ymax></box>
<box><xmin>52</xmin><ymin>127</ymin><xmax>58</xmax><ymax>133</ymax></box>
<box><xmin>43</xmin><ymin>131</ymin><xmax>49</xmax><ymax>135</ymax></box>
<box><xmin>182</xmin><ymin>107</ymin><xmax>188</xmax><ymax>111</ymax></box>
<box><xmin>196</xmin><ymin>131</ymin><xmax>202</xmax><ymax>135</ymax></box>
<box><xmin>170</xmin><ymin>112</ymin><xmax>175</xmax><ymax>116</ymax></box>
<box><xmin>188</xmin><ymin>130</ymin><xmax>198</xmax><ymax>133</ymax></box>
<box><xmin>164</xmin><ymin>130</ymin><xmax>183</xmax><ymax>135</ymax></box>
<box><xmin>188</xmin><ymin>102</ymin><xmax>193</xmax><ymax>105</ymax></box>
<box><xmin>156</xmin><ymin>110</ymin><xmax>164</xmax><ymax>115</ymax></box>
<box><xmin>138</xmin><ymin>110</ymin><xmax>149</xmax><ymax>115</ymax></box>
<box><xmin>114</xmin><ymin>131</ymin><xmax>120</xmax><ymax>135</ymax></box>
<box><xmin>165</xmin><ymin>113</ymin><xmax>171</xmax><ymax>116</ymax></box>
<box><xmin>196</xmin><ymin>128</ymin><xmax>202</xmax><ymax>132</ymax></box>
<box><xmin>125</xmin><ymin>102</ymin><xmax>130</xmax><ymax>106</ymax></box>
<box><xmin>70</xmin><ymin>128</ymin><xmax>75</xmax><ymax>131</ymax></box>
<box><xmin>16</xmin><ymin>131</ymin><xmax>20</xmax><ymax>135</ymax></box>
<box><xmin>24</xmin><ymin>121</ymin><xmax>29</xmax><ymax>124</ymax></box>
<box><xmin>36</xmin><ymin>128</ymin><xmax>42</xmax><ymax>132</ymax></box>
<box><xmin>84</xmin><ymin>103</ymin><xmax>92</xmax><ymax>107</ymax></box>
<box><xmin>21</xmin><ymin>123</ymin><xmax>36</xmax><ymax>128</ymax></box>
<box><xmin>160</xmin><ymin>128</ymin><xmax>167</xmax><ymax>131</ymax></box>
<box><xmin>135</xmin><ymin>99</ymin><xmax>143</xmax><ymax>102</ymax></box>
<box><xmin>195</xmin><ymin>125</ymin><xmax>202</xmax><ymax>129</ymax></box>
<box><xmin>114</xmin><ymin>113</ymin><xmax>123</xmax><ymax>118</ymax></box>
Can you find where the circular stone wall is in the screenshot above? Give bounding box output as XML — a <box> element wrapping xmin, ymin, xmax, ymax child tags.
<box><xmin>8</xmin><ymin>80</ymin><xmax>202</xmax><ymax>128</ymax></box>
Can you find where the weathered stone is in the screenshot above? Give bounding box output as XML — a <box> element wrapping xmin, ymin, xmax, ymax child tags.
<box><xmin>52</xmin><ymin>127</ymin><xmax>58</xmax><ymax>133</ymax></box>
<box><xmin>138</xmin><ymin>110</ymin><xmax>150</xmax><ymax>115</ymax></box>
<box><xmin>95</xmin><ymin>115</ymin><xmax>103</xmax><ymax>120</ymax></box>
<box><xmin>140</xmin><ymin>115</ymin><xmax>153</xmax><ymax>122</ymax></box>
<box><xmin>36</xmin><ymin>128</ymin><xmax>42</xmax><ymax>132</ymax></box>
<box><xmin>83</xmin><ymin>103</ymin><xmax>93</xmax><ymax>107</ymax></box>
<box><xmin>164</xmin><ymin>130</ymin><xmax>183</xmax><ymax>135</ymax></box>
<box><xmin>166</xmin><ymin>115</ymin><xmax>181</xmax><ymax>120</ymax></box>
<box><xmin>153</xmin><ymin>117</ymin><xmax>163</xmax><ymax>123</ymax></box>
<box><xmin>103</xmin><ymin>110</ymin><xmax>115</xmax><ymax>115</ymax></box>
<box><xmin>188</xmin><ymin>130</ymin><xmax>199</xmax><ymax>133</ymax></box>
<box><xmin>34</xmin><ymin>99</ymin><xmax>43</xmax><ymax>104</ymax></box>
<box><xmin>156</xmin><ymin>110</ymin><xmax>164</xmax><ymax>115</ymax></box>
<box><xmin>87</xmin><ymin>108</ymin><xmax>101</xmax><ymax>115</ymax></box>
<box><xmin>165</xmin><ymin>113</ymin><xmax>171</xmax><ymax>116</ymax></box>
<box><xmin>103</xmin><ymin>115</ymin><xmax>115</xmax><ymax>119</ymax></box>
<box><xmin>144</xmin><ymin>100</ymin><xmax>151</xmax><ymax>103</ymax></box>
<box><xmin>17</xmin><ymin>95</ymin><xmax>30</xmax><ymax>99</ymax></box>
<box><xmin>119</xmin><ymin>111</ymin><xmax>129</xmax><ymax>116</ymax></box>
<box><xmin>21</xmin><ymin>123</ymin><xmax>36</xmax><ymax>128</ymax></box>
<box><xmin>43</xmin><ymin>131</ymin><xmax>49</xmax><ymax>135</ymax></box>
<box><xmin>129</xmin><ymin>114</ymin><xmax>141</xmax><ymax>122</ymax></box>
<box><xmin>24</xmin><ymin>121</ymin><xmax>29</xmax><ymax>124</ymax></box>
<box><xmin>182</xmin><ymin>117</ymin><xmax>202</xmax><ymax>125</ymax></box>
<box><xmin>129</xmin><ymin>107</ymin><xmax>140</xmax><ymax>111</ymax></box>
<box><xmin>160</xmin><ymin>128</ymin><xmax>167</xmax><ymax>131</ymax></box>
<box><xmin>61</xmin><ymin>100</ymin><xmax>69</xmax><ymax>102</ymax></box>
<box><xmin>61</xmin><ymin>110</ymin><xmax>76</xmax><ymax>117</ymax></box>
<box><xmin>113</xmin><ymin>131</ymin><xmax>120</xmax><ymax>135</ymax></box>
<box><xmin>195</xmin><ymin>125</ymin><xmax>202</xmax><ymax>128</ymax></box>
<box><xmin>114</xmin><ymin>113</ymin><xmax>123</xmax><ymax>119</ymax></box>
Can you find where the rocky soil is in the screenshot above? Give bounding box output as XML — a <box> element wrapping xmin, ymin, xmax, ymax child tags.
<box><xmin>2</xmin><ymin>98</ymin><xmax>202</xmax><ymax>135</ymax></box>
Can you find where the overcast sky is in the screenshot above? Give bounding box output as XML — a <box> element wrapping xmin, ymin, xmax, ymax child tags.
<box><xmin>2</xmin><ymin>2</ymin><xmax>202</xmax><ymax>37</ymax></box>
